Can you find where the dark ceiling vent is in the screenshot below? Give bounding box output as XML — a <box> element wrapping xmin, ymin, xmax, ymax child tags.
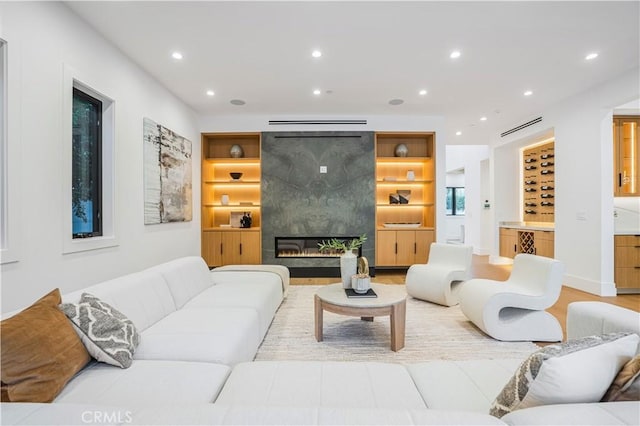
<box><xmin>268</xmin><ymin>119</ymin><xmax>367</xmax><ymax>125</ymax></box>
<box><xmin>500</xmin><ymin>116</ymin><xmax>543</xmax><ymax>137</ymax></box>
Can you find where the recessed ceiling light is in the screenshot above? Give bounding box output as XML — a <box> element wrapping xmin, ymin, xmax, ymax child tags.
<box><xmin>230</xmin><ymin>99</ymin><xmax>246</xmax><ymax>106</ymax></box>
<box><xmin>312</xmin><ymin>50</ymin><xmax>322</xmax><ymax>58</ymax></box>
<box><xmin>456</xmin><ymin>131</ymin><xmax>462</xmax><ymax>136</ymax></box>
<box><xmin>171</xmin><ymin>51</ymin><xmax>183</xmax><ymax>60</ymax></box>
<box><xmin>389</xmin><ymin>99</ymin><xmax>404</xmax><ymax>106</ymax></box>
<box><xmin>480</xmin><ymin>116</ymin><xmax>487</xmax><ymax>121</ymax></box>
<box><xmin>313</xmin><ymin>89</ymin><xmax>321</xmax><ymax>95</ymax></box>
<box><xmin>450</xmin><ymin>50</ymin><xmax>461</xmax><ymax>59</ymax></box>
<box><xmin>524</xmin><ymin>90</ymin><xmax>533</xmax><ymax>96</ymax></box>
<box><xmin>206</xmin><ymin>90</ymin><xmax>215</xmax><ymax>96</ymax></box>
<box><xmin>419</xmin><ymin>89</ymin><xmax>428</xmax><ymax>96</ymax></box>
<box><xmin>585</xmin><ymin>52</ymin><xmax>598</xmax><ymax>60</ymax></box>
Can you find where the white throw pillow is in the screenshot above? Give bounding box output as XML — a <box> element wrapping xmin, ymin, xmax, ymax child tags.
<box><xmin>59</xmin><ymin>293</ymin><xmax>140</xmax><ymax>368</ymax></box>
<box><xmin>490</xmin><ymin>332</ymin><xmax>639</xmax><ymax>418</ymax></box>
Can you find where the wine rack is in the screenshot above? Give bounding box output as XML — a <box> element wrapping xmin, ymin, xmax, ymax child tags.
<box><xmin>519</xmin><ymin>231</ymin><xmax>536</xmax><ymax>254</ymax></box>
<box><xmin>523</xmin><ymin>141</ymin><xmax>555</xmax><ymax>222</ymax></box>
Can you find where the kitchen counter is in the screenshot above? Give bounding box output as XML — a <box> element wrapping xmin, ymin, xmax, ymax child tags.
<box><xmin>499</xmin><ymin>221</ymin><xmax>555</xmax><ymax>231</ymax></box>
<box><xmin>615</xmin><ymin>229</ymin><xmax>640</xmax><ymax>235</ymax></box>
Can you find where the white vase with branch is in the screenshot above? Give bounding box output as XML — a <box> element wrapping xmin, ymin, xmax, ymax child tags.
<box><xmin>318</xmin><ymin>234</ymin><xmax>367</xmax><ymax>289</ymax></box>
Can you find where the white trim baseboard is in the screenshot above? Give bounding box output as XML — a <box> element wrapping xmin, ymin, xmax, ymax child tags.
<box><xmin>563</xmin><ymin>273</ymin><xmax>617</xmax><ymax>297</ymax></box>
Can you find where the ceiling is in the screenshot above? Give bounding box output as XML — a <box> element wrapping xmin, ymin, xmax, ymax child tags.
<box><xmin>66</xmin><ymin>1</ymin><xmax>640</xmax><ymax>144</ymax></box>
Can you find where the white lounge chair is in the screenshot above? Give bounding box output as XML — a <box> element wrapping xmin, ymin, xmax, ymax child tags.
<box><xmin>405</xmin><ymin>243</ymin><xmax>473</xmax><ymax>307</ymax></box>
<box><xmin>459</xmin><ymin>253</ymin><xmax>564</xmax><ymax>342</ymax></box>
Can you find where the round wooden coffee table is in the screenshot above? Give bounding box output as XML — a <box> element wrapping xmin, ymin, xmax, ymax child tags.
<box><xmin>314</xmin><ymin>283</ymin><xmax>406</xmax><ymax>351</ymax></box>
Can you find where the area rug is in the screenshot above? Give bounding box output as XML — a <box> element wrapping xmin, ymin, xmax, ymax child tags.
<box><xmin>255</xmin><ymin>285</ymin><xmax>539</xmax><ymax>364</ymax></box>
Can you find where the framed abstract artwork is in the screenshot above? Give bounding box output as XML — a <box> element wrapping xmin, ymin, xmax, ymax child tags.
<box><xmin>143</xmin><ymin>117</ymin><xmax>192</xmax><ymax>224</ymax></box>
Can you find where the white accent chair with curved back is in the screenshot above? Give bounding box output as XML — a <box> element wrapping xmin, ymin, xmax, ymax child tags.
<box><xmin>405</xmin><ymin>242</ymin><xmax>473</xmax><ymax>307</ymax></box>
<box><xmin>459</xmin><ymin>253</ymin><xmax>565</xmax><ymax>342</ymax></box>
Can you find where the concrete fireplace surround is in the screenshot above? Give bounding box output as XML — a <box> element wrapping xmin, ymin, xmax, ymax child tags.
<box><xmin>261</xmin><ymin>131</ymin><xmax>376</xmax><ymax>276</ymax></box>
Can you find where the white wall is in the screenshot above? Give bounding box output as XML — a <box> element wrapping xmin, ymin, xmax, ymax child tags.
<box><xmin>198</xmin><ymin>114</ymin><xmax>448</xmax><ymax>244</ymax></box>
<box><xmin>0</xmin><ymin>2</ymin><xmax>200</xmax><ymax>312</ymax></box>
<box><xmin>445</xmin><ymin>145</ymin><xmax>490</xmax><ymax>253</ymax></box>
<box><xmin>491</xmin><ymin>67</ymin><xmax>640</xmax><ymax>296</ymax></box>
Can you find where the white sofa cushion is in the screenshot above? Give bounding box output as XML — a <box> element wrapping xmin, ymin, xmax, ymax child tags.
<box><xmin>0</xmin><ymin>402</ymin><xmax>131</xmax><ymax>426</ymax></box>
<box><xmin>490</xmin><ymin>333</ymin><xmax>640</xmax><ymax>418</ymax></box>
<box><xmin>184</xmin><ymin>278</ymin><xmax>282</xmax><ymax>338</ymax></box>
<box><xmin>216</xmin><ymin>361</ymin><xmax>426</xmax><ymax>409</ymax></box>
<box><xmin>407</xmin><ymin>359</ymin><xmax>523</xmax><ymax>412</ymax></box>
<box><xmin>149</xmin><ymin>256</ymin><xmax>214</xmax><ymax>309</ymax></box>
<box><xmin>567</xmin><ymin>301</ymin><xmax>640</xmax><ymax>340</ymax></box>
<box><xmin>62</xmin><ymin>270</ymin><xmax>176</xmax><ymax>332</ymax></box>
<box><xmin>131</xmin><ymin>405</ymin><xmax>507</xmax><ymax>425</ymax></box>
<box><xmin>54</xmin><ymin>360</ymin><xmax>230</xmax><ymax>406</ymax></box>
<box><xmin>212</xmin><ymin>265</ymin><xmax>290</xmax><ymax>297</ymax></box>
<box><xmin>134</xmin><ymin>307</ymin><xmax>261</xmax><ymax>365</ymax></box>
<box><xmin>501</xmin><ymin>401</ymin><xmax>640</xmax><ymax>426</ymax></box>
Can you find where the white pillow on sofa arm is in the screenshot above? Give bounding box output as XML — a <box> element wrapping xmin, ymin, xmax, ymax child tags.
<box><xmin>490</xmin><ymin>332</ymin><xmax>639</xmax><ymax>418</ymax></box>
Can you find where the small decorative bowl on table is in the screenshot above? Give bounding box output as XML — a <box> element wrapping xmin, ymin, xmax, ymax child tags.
<box><xmin>229</xmin><ymin>172</ymin><xmax>243</xmax><ymax>181</ymax></box>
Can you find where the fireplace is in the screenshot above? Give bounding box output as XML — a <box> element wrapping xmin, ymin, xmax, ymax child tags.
<box><xmin>275</xmin><ymin>237</ymin><xmax>363</xmax><ymax>259</ymax></box>
<box><xmin>261</xmin><ymin>131</ymin><xmax>376</xmax><ymax>277</ymax></box>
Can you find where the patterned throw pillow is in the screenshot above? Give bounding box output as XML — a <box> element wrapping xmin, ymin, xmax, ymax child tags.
<box><xmin>59</xmin><ymin>293</ymin><xmax>140</xmax><ymax>368</ymax></box>
<box><xmin>489</xmin><ymin>332</ymin><xmax>639</xmax><ymax>418</ymax></box>
<box><xmin>601</xmin><ymin>354</ymin><xmax>640</xmax><ymax>402</ymax></box>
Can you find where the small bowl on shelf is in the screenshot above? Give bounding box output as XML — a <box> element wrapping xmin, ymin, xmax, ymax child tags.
<box><xmin>229</xmin><ymin>172</ymin><xmax>243</xmax><ymax>180</ymax></box>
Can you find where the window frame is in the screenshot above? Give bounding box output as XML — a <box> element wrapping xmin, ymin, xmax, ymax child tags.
<box><xmin>446</xmin><ymin>186</ymin><xmax>466</xmax><ymax>216</ymax></box>
<box><xmin>72</xmin><ymin>87</ymin><xmax>103</xmax><ymax>239</ymax></box>
<box><xmin>62</xmin><ymin>65</ymin><xmax>117</xmax><ymax>254</ymax></box>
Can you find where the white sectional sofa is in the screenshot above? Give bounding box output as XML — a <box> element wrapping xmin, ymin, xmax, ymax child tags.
<box><xmin>2</xmin><ymin>257</ymin><xmax>638</xmax><ymax>425</ymax></box>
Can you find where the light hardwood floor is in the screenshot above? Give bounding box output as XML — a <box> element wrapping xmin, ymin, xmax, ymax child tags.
<box><xmin>291</xmin><ymin>255</ymin><xmax>640</xmax><ymax>340</ymax></box>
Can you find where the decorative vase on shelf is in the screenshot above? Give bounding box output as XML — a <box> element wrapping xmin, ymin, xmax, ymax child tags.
<box><xmin>340</xmin><ymin>250</ymin><xmax>358</xmax><ymax>289</ymax></box>
<box><xmin>407</xmin><ymin>170</ymin><xmax>415</xmax><ymax>181</ymax></box>
<box><xmin>394</xmin><ymin>143</ymin><xmax>408</xmax><ymax>157</ymax></box>
<box><xmin>230</xmin><ymin>144</ymin><xmax>244</xmax><ymax>158</ymax></box>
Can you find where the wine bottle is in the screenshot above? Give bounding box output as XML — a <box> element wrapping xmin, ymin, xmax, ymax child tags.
<box><xmin>541</xmin><ymin>162</ymin><xmax>554</xmax><ymax>167</ymax></box>
<box><xmin>525</xmin><ymin>166</ymin><xmax>537</xmax><ymax>170</ymax></box>
<box><xmin>541</xmin><ymin>201</ymin><xmax>554</xmax><ymax>206</ymax></box>
<box><xmin>525</xmin><ymin>202</ymin><xmax>537</xmax><ymax>207</ymax></box>
<box><xmin>540</xmin><ymin>154</ymin><xmax>554</xmax><ymax>159</ymax></box>
<box><xmin>524</xmin><ymin>158</ymin><xmax>537</xmax><ymax>163</ymax></box>
<box><xmin>524</xmin><ymin>210</ymin><xmax>536</xmax><ymax>214</ymax></box>
<box><xmin>541</xmin><ymin>193</ymin><xmax>554</xmax><ymax>198</ymax></box>
<box><xmin>524</xmin><ymin>180</ymin><xmax>537</xmax><ymax>185</ymax></box>
<box><xmin>524</xmin><ymin>188</ymin><xmax>537</xmax><ymax>192</ymax></box>
<box><xmin>540</xmin><ymin>185</ymin><xmax>554</xmax><ymax>190</ymax></box>
<box><xmin>541</xmin><ymin>170</ymin><xmax>554</xmax><ymax>175</ymax></box>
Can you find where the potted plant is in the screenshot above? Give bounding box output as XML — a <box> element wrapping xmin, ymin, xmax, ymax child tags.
<box><xmin>318</xmin><ymin>234</ymin><xmax>367</xmax><ymax>289</ymax></box>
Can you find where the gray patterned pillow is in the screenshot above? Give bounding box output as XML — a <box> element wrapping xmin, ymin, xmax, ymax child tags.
<box><xmin>490</xmin><ymin>332</ymin><xmax>639</xmax><ymax>418</ymax></box>
<box><xmin>59</xmin><ymin>293</ymin><xmax>140</xmax><ymax>368</ymax></box>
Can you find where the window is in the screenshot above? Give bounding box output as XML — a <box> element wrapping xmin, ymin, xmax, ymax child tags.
<box><xmin>446</xmin><ymin>187</ymin><xmax>465</xmax><ymax>215</ymax></box>
<box><xmin>63</xmin><ymin>66</ymin><xmax>116</xmax><ymax>254</ymax></box>
<box><xmin>72</xmin><ymin>88</ymin><xmax>102</xmax><ymax>238</ymax></box>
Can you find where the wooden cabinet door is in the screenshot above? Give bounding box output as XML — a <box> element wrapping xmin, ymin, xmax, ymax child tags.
<box><xmin>202</xmin><ymin>231</ymin><xmax>215</xmax><ymax>267</ymax></box>
<box><xmin>220</xmin><ymin>231</ymin><xmax>242</xmax><ymax>265</ymax></box>
<box><xmin>534</xmin><ymin>231</ymin><xmax>554</xmax><ymax>258</ymax></box>
<box><xmin>414</xmin><ymin>229</ymin><xmax>434</xmax><ymax>263</ymax></box>
<box><xmin>202</xmin><ymin>231</ymin><xmax>224</xmax><ymax>267</ymax></box>
<box><xmin>396</xmin><ymin>230</ymin><xmax>416</xmax><ymax>266</ymax></box>
<box><xmin>240</xmin><ymin>231</ymin><xmax>261</xmax><ymax>264</ymax></box>
<box><xmin>499</xmin><ymin>228</ymin><xmax>517</xmax><ymax>259</ymax></box>
<box><xmin>615</xmin><ymin>236</ymin><xmax>640</xmax><ymax>290</ymax></box>
<box><xmin>376</xmin><ymin>230</ymin><xmax>398</xmax><ymax>266</ymax></box>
